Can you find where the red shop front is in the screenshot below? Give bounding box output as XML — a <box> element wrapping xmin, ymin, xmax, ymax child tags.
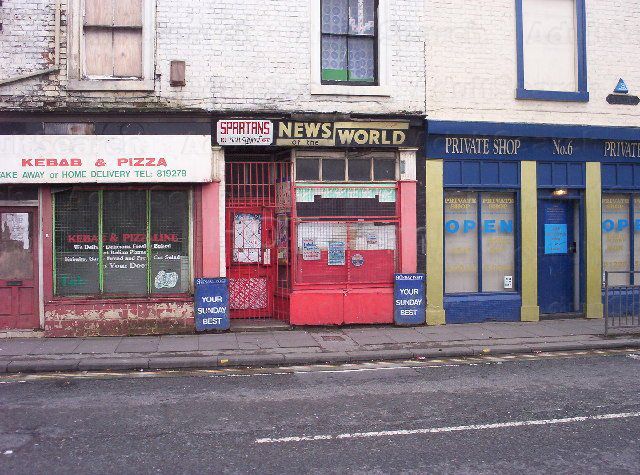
<box><xmin>217</xmin><ymin>117</ymin><xmax>420</xmax><ymax>326</ymax></box>
<box><xmin>0</xmin><ymin>126</ymin><xmax>218</xmax><ymax>337</ymax></box>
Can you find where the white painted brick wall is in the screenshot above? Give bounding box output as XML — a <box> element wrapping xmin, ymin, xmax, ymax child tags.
<box><xmin>0</xmin><ymin>0</ymin><xmax>426</xmax><ymax>115</ymax></box>
<box><xmin>425</xmin><ymin>0</ymin><xmax>640</xmax><ymax>127</ymax></box>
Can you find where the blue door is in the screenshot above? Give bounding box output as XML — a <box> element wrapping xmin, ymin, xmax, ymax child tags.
<box><xmin>538</xmin><ymin>200</ymin><xmax>576</xmax><ymax>314</ymax></box>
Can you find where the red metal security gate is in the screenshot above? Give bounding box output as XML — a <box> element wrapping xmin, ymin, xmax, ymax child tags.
<box><xmin>225</xmin><ymin>161</ymin><xmax>291</xmax><ymax>321</ymax></box>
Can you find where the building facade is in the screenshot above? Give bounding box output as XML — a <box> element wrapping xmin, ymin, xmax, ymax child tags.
<box><xmin>422</xmin><ymin>0</ymin><xmax>640</xmax><ymax>325</ymax></box>
<box><xmin>0</xmin><ymin>0</ymin><xmax>426</xmax><ymax>335</ymax></box>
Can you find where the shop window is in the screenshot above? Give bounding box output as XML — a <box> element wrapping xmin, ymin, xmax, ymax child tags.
<box><xmin>54</xmin><ymin>189</ymin><xmax>190</xmax><ymax>297</ymax></box>
<box><xmin>444</xmin><ymin>191</ymin><xmax>516</xmax><ymax>294</ymax></box>
<box><xmin>295</xmin><ymin>151</ymin><xmax>396</xmax><ymax>182</ymax></box>
<box><xmin>322</xmin><ymin>159</ymin><xmax>346</xmax><ymax>181</ymax></box>
<box><xmin>296</xmin><ymin>158</ymin><xmax>320</xmax><ymax>181</ymax></box>
<box><xmin>321</xmin><ymin>0</ymin><xmax>377</xmax><ymax>84</ymax></box>
<box><xmin>602</xmin><ymin>194</ymin><xmax>633</xmax><ymax>286</ymax></box>
<box><xmin>516</xmin><ymin>0</ymin><xmax>588</xmax><ymax>101</ymax></box>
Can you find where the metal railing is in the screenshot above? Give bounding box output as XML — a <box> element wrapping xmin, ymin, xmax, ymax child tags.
<box><xmin>604</xmin><ymin>271</ymin><xmax>640</xmax><ymax>336</ymax></box>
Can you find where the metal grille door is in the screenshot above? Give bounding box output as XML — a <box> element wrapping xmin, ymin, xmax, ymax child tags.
<box><xmin>225</xmin><ymin>162</ymin><xmax>291</xmax><ymax>321</ymax></box>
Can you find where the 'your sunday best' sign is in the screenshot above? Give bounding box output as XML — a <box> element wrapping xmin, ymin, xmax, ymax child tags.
<box><xmin>194</xmin><ymin>278</ymin><xmax>230</xmax><ymax>331</ymax></box>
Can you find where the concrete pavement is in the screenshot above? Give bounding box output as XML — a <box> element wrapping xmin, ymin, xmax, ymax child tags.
<box><xmin>0</xmin><ymin>318</ymin><xmax>639</xmax><ymax>373</ymax></box>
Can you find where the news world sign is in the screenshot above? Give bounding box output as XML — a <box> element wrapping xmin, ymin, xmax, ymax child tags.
<box><xmin>0</xmin><ymin>135</ymin><xmax>213</xmax><ymax>184</ymax></box>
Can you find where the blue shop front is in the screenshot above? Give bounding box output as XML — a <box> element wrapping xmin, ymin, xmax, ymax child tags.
<box><xmin>421</xmin><ymin>120</ymin><xmax>640</xmax><ymax>325</ymax></box>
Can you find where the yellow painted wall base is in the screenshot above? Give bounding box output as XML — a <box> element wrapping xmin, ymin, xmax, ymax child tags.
<box><xmin>585</xmin><ymin>303</ymin><xmax>604</xmax><ymax>319</ymax></box>
<box><xmin>520</xmin><ymin>305</ymin><xmax>540</xmax><ymax>322</ymax></box>
<box><xmin>426</xmin><ymin>308</ymin><xmax>446</xmax><ymax>326</ymax></box>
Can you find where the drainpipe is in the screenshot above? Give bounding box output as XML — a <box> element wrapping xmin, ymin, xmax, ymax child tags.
<box><xmin>0</xmin><ymin>0</ymin><xmax>61</xmax><ymax>86</ymax></box>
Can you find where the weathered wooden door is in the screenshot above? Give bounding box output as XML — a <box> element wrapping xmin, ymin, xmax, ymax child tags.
<box><xmin>0</xmin><ymin>208</ymin><xmax>39</xmax><ymax>330</ymax></box>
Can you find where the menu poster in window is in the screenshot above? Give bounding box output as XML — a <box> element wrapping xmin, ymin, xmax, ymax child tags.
<box><xmin>151</xmin><ymin>191</ymin><xmax>190</xmax><ymax>294</ymax></box>
<box><xmin>54</xmin><ymin>190</ymin><xmax>100</xmax><ymax>295</ymax></box>
<box><xmin>102</xmin><ymin>191</ymin><xmax>148</xmax><ymax>295</ymax></box>
<box><xmin>302</xmin><ymin>238</ymin><xmax>321</xmax><ymax>261</ymax></box>
<box><xmin>328</xmin><ymin>241</ymin><xmax>346</xmax><ymax>266</ymax></box>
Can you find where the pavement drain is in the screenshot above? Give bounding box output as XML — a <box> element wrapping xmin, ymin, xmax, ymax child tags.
<box><xmin>321</xmin><ymin>335</ymin><xmax>346</xmax><ymax>341</ymax></box>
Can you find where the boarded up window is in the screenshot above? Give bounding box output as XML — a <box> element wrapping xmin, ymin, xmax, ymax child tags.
<box><xmin>84</xmin><ymin>0</ymin><xmax>143</xmax><ymax>78</ymax></box>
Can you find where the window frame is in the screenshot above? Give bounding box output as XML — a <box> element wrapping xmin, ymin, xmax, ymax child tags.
<box><xmin>515</xmin><ymin>0</ymin><xmax>589</xmax><ymax>102</ymax></box>
<box><xmin>52</xmin><ymin>187</ymin><xmax>193</xmax><ymax>298</ymax></box>
<box><xmin>443</xmin><ymin>190</ymin><xmax>520</xmax><ymax>295</ymax></box>
<box><xmin>319</xmin><ymin>0</ymin><xmax>379</xmax><ymax>86</ymax></box>
<box><xmin>67</xmin><ymin>0</ymin><xmax>156</xmax><ymax>91</ymax></box>
<box><xmin>294</xmin><ymin>150</ymin><xmax>398</xmax><ymax>182</ymax></box>
<box><xmin>310</xmin><ymin>0</ymin><xmax>390</xmax><ymax>96</ymax></box>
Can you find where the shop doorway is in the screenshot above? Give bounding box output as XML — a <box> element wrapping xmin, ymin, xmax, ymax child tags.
<box><xmin>225</xmin><ymin>159</ymin><xmax>291</xmax><ymax>322</ymax></box>
<box><xmin>537</xmin><ymin>198</ymin><xmax>582</xmax><ymax>315</ymax></box>
<box><xmin>0</xmin><ymin>208</ymin><xmax>39</xmax><ymax>330</ymax></box>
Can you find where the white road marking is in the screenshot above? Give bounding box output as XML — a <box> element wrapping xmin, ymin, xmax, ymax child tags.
<box><xmin>628</xmin><ymin>354</ymin><xmax>640</xmax><ymax>360</ymax></box>
<box><xmin>255</xmin><ymin>411</ymin><xmax>640</xmax><ymax>444</ymax></box>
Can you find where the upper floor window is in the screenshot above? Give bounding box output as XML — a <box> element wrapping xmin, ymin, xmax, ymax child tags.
<box><xmin>84</xmin><ymin>0</ymin><xmax>143</xmax><ymax>79</ymax></box>
<box><xmin>321</xmin><ymin>0</ymin><xmax>377</xmax><ymax>85</ymax></box>
<box><xmin>68</xmin><ymin>0</ymin><xmax>155</xmax><ymax>91</ymax></box>
<box><xmin>515</xmin><ymin>0</ymin><xmax>588</xmax><ymax>102</ymax></box>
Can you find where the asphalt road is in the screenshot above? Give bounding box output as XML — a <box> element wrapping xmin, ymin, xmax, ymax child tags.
<box><xmin>1</xmin><ymin>351</ymin><xmax>639</xmax><ymax>475</ymax></box>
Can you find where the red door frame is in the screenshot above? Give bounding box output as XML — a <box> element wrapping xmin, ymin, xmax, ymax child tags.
<box><xmin>0</xmin><ymin>206</ymin><xmax>40</xmax><ymax>330</ymax></box>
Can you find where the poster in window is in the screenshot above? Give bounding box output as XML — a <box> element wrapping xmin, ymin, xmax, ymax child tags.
<box><xmin>444</xmin><ymin>192</ymin><xmax>478</xmax><ymax>293</ymax></box>
<box><xmin>302</xmin><ymin>238</ymin><xmax>321</xmax><ymax>261</ymax></box>
<box><xmin>54</xmin><ymin>190</ymin><xmax>100</xmax><ymax>295</ymax></box>
<box><xmin>0</xmin><ymin>213</ymin><xmax>32</xmax><ymax>281</ymax></box>
<box><xmin>481</xmin><ymin>193</ymin><xmax>515</xmax><ymax>292</ymax></box>
<box><xmin>102</xmin><ymin>190</ymin><xmax>148</xmax><ymax>295</ymax></box>
<box><xmin>328</xmin><ymin>241</ymin><xmax>346</xmax><ymax>266</ymax></box>
<box><xmin>151</xmin><ymin>191</ymin><xmax>190</xmax><ymax>294</ymax></box>
<box><xmin>233</xmin><ymin>213</ymin><xmax>262</xmax><ymax>263</ymax></box>
<box><xmin>602</xmin><ymin>195</ymin><xmax>630</xmax><ymax>285</ymax></box>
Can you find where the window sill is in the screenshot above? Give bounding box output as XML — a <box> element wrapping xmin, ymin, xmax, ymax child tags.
<box><xmin>311</xmin><ymin>83</ymin><xmax>391</xmax><ymax>97</ymax></box>
<box><xmin>516</xmin><ymin>89</ymin><xmax>589</xmax><ymax>102</ymax></box>
<box><xmin>67</xmin><ymin>79</ymin><xmax>155</xmax><ymax>92</ymax></box>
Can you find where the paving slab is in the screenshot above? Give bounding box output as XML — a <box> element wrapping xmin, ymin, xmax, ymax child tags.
<box><xmin>272</xmin><ymin>331</ymin><xmax>319</xmax><ymax>348</ymax></box>
<box><xmin>309</xmin><ymin>332</ymin><xmax>358</xmax><ymax>350</ymax></box>
<box><xmin>384</xmin><ymin>328</ymin><xmax>432</xmax><ymax>344</ymax></box>
<box><xmin>236</xmin><ymin>334</ymin><xmax>280</xmax><ymax>349</ymax></box>
<box><xmin>157</xmin><ymin>335</ymin><xmax>199</xmax><ymax>353</ymax></box>
<box><xmin>29</xmin><ymin>339</ymin><xmax>83</xmax><ymax>355</ymax></box>
<box><xmin>198</xmin><ymin>334</ymin><xmax>239</xmax><ymax>351</ymax></box>
<box><xmin>115</xmin><ymin>337</ymin><xmax>160</xmax><ymax>353</ymax></box>
<box><xmin>75</xmin><ymin>338</ymin><xmax>123</xmax><ymax>354</ymax></box>
<box><xmin>0</xmin><ymin>339</ymin><xmax>41</xmax><ymax>357</ymax></box>
<box><xmin>343</xmin><ymin>329</ymin><xmax>397</xmax><ymax>345</ymax></box>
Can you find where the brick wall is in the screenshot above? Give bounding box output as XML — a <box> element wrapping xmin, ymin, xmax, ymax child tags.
<box><xmin>425</xmin><ymin>0</ymin><xmax>640</xmax><ymax>127</ymax></box>
<box><xmin>0</xmin><ymin>0</ymin><xmax>426</xmax><ymax>115</ymax></box>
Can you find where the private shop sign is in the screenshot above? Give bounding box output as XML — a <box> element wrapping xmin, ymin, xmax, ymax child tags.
<box><xmin>0</xmin><ymin>135</ymin><xmax>213</xmax><ymax>184</ymax></box>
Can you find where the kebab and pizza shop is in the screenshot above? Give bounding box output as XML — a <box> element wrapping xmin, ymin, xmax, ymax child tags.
<box><xmin>0</xmin><ymin>132</ymin><xmax>215</xmax><ymax>336</ymax></box>
<box><xmin>424</xmin><ymin>120</ymin><xmax>640</xmax><ymax>325</ymax></box>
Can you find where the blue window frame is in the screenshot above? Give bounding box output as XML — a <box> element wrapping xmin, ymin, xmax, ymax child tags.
<box><xmin>515</xmin><ymin>0</ymin><xmax>588</xmax><ymax>102</ymax></box>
